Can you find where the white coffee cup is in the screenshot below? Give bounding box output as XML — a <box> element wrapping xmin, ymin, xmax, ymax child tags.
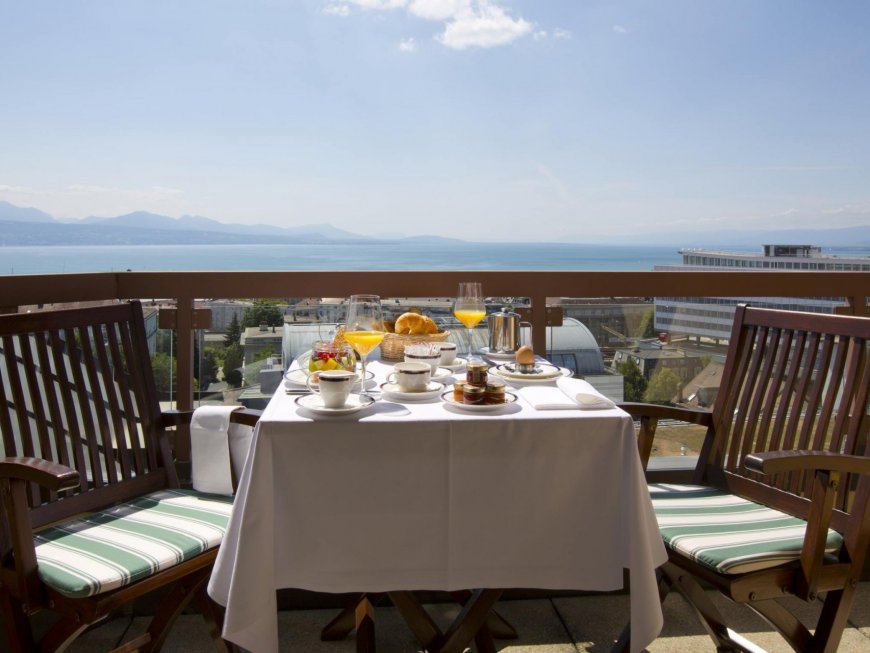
<box><xmin>404</xmin><ymin>343</ymin><xmax>441</xmax><ymax>374</ymax></box>
<box><xmin>436</xmin><ymin>342</ymin><xmax>457</xmax><ymax>366</ymax></box>
<box><xmin>387</xmin><ymin>361</ymin><xmax>431</xmax><ymax>392</ymax></box>
<box><xmin>307</xmin><ymin>369</ymin><xmax>356</xmax><ymax>408</ymax></box>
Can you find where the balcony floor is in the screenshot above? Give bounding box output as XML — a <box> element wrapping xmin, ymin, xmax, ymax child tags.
<box><xmin>63</xmin><ymin>583</ymin><xmax>870</xmax><ymax>652</ymax></box>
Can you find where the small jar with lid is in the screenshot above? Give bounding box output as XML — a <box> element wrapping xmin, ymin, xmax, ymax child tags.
<box><xmin>466</xmin><ymin>361</ymin><xmax>488</xmax><ymax>387</ymax></box>
<box><xmin>453</xmin><ymin>380</ymin><xmax>467</xmax><ymax>402</ymax></box>
<box><xmin>462</xmin><ymin>384</ymin><xmax>486</xmax><ymax>405</ymax></box>
<box><xmin>484</xmin><ymin>378</ymin><xmax>506</xmax><ymax>404</ymax></box>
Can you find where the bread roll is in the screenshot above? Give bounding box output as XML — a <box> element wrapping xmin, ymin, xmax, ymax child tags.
<box><xmin>515</xmin><ymin>345</ymin><xmax>535</xmax><ymax>365</ymax></box>
<box><xmin>395</xmin><ymin>312</ymin><xmax>438</xmax><ymax>335</ymax></box>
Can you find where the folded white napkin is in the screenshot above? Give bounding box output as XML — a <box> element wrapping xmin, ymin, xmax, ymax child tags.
<box><xmin>191</xmin><ymin>406</ymin><xmax>254</xmax><ymax>496</ymax></box>
<box><xmin>520</xmin><ymin>378</ymin><xmax>616</xmax><ymax>411</ymax></box>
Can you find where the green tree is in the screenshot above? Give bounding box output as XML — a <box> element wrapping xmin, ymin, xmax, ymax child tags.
<box><xmin>618</xmin><ymin>358</ymin><xmax>647</xmax><ymax>402</ymax></box>
<box><xmin>225</xmin><ymin>313</ymin><xmax>242</xmax><ymax>347</ymax></box>
<box><xmin>637</xmin><ymin>307</ymin><xmax>657</xmax><ymax>339</ymax></box>
<box><xmin>644</xmin><ymin>366</ymin><xmax>681</xmax><ymax>404</ymax></box>
<box><xmin>223</xmin><ymin>343</ymin><xmax>244</xmax><ymax>387</ymax></box>
<box><xmin>150</xmin><ymin>352</ymin><xmax>177</xmax><ymax>395</ymax></box>
<box><xmin>253</xmin><ymin>345</ymin><xmax>276</xmax><ymax>363</ymax></box>
<box><xmin>198</xmin><ymin>347</ymin><xmax>219</xmax><ymax>388</ymax></box>
<box><xmin>241</xmin><ymin>300</ymin><xmax>284</xmax><ymax>329</ymax></box>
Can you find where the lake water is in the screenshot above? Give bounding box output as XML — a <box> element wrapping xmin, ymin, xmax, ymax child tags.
<box><xmin>0</xmin><ymin>242</ymin><xmax>686</xmax><ymax>274</ymax></box>
<box><xmin>2</xmin><ymin>243</ymin><xmax>869</xmax><ymax>275</ymax></box>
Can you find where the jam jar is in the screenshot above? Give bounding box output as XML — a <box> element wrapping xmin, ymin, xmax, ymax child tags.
<box><xmin>453</xmin><ymin>380</ymin><xmax>467</xmax><ymax>402</ymax></box>
<box><xmin>484</xmin><ymin>379</ymin><xmax>506</xmax><ymax>404</ymax></box>
<box><xmin>462</xmin><ymin>384</ymin><xmax>485</xmax><ymax>405</ymax></box>
<box><xmin>466</xmin><ymin>361</ymin><xmax>488</xmax><ymax>387</ymax></box>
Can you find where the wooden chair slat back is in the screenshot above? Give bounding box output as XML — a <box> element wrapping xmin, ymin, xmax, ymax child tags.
<box><xmin>0</xmin><ymin>302</ymin><xmax>174</xmax><ymax>525</ymax></box>
<box><xmin>706</xmin><ymin>305</ymin><xmax>870</xmax><ymax>529</ymax></box>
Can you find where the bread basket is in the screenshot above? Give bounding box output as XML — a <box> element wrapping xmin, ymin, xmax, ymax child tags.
<box><xmin>380</xmin><ymin>331</ymin><xmax>451</xmax><ymax>361</ymax></box>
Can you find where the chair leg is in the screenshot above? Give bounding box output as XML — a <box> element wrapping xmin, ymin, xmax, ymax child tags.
<box><xmin>749</xmin><ymin>598</ymin><xmax>811</xmax><ymax>653</ymax></box>
<box><xmin>194</xmin><ymin>587</ymin><xmax>240</xmax><ymax>653</ymax></box>
<box><xmin>37</xmin><ymin>612</ymin><xmax>90</xmax><ymax>653</ymax></box>
<box><xmin>807</xmin><ymin>586</ymin><xmax>857</xmax><ymax>653</ymax></box>
<box><xmin>663</xmin><ymin>563</ymin><xmax>742</xmax><ymax>652</ymax></box>
<box><xmin>0</xmin><ymin>591</ymin><xmax>37</xmax><ymax>653</ymax></box>
<box><xmin>142</xmin><ymin>569</ymin><xmax>210</xmax><ymax>653</ymax></box>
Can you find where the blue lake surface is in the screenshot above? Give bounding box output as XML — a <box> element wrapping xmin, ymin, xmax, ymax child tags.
<box><xmin>0</xmin><ymin>243</ymin><xmax>686</xmax><ymax>274</ymax></box>
<box><xmin>2</xmin><ymin>243</ymin><xmax>869</xmax><ymax>275</ymax></box>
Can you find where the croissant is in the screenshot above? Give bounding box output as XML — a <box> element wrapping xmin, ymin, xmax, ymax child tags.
<box><xmin>395</xmin><ymin>312</ymin><xmax>438</xmax><ymax>335</ymax></box>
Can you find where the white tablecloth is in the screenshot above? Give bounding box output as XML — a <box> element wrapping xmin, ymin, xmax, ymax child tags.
<box><xmin>208</xmin><ymin>360</ymin><xmax>667</xmax><ymax>653</ymax></box>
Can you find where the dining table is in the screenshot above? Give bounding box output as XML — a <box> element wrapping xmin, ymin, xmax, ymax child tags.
<box><xmin>207</xmin><ymin>355</ymin><xmax>668</xmax><ymax>653</ymax></box>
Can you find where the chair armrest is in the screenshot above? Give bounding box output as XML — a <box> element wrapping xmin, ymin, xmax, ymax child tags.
<box><xmin>160</xmin><ymin>408</ymin><xmax>261</xmax><ymax>429</ymax></box>
<box><xmin>744</xmin><ymin>450</ymin><xmax>870</xmax><ymax>476</ymax></box>
<box><xmin>0</xmin><ymin>457</ymin><xmax>79</xmax><ymax>492</ymax></box>
<box><xmin>161</xmin><ymin>409</ymin><xmax>195</xmax><ymax>428</ymax></box>
<box><xmin>618</xmin><ymin>402</ymin><xmax>714</xmax><ymax>426</ymax></box>
<box><xmin>745</xmin><ymin>449</ymin><xmax>870</xmax><ymax>599</ymax></box>
<box><xmin>617</xmin><ymin>403</ymin><xmax>713</xmax><ymax>469</ymax></box>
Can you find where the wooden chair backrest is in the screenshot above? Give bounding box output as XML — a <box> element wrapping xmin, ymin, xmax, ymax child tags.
<box><xmin>704</xmin><ymin>305</ymin><xmax>870</xmax><ymax>535</ymax></box>
<box><xmin>0</xmin><ymin>301</ymin><xmax>176</xmax><ymax>533</ymax></box>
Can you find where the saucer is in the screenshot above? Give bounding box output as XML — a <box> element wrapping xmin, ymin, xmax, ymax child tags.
<box><xmin>440</xmin><ymin>390</ymin><xmax>518</xmax><ymax>412</ymax></box>
<box><xmin>380</xmin><ymin>380</ymin><xmax>444</xmax><ymax>401</ymax></box>
<box><xmin>285</xmin><ymin>368</ymin><xmax>374</xmax><ymax>388</ymax></box>
<box><xmin>489</xmin><ymin>363</ymin><xmax>571</xmax><ymax>382</ymax></box>
<box><xmin>478</xmin><ymin>347</ymin><xmax>518</xmax><ymax>361</ymax></box>
<box><xmin>439</xmin><ymin>359</ymin><xmax>466</xmax><ymax>371</ymax></box>
<box><xmin>294</xmin><ymin>393</ymin><xmax>375</xmax><ymax>415</ymax></box>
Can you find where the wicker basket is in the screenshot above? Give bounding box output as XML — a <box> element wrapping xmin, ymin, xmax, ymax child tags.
<box><xmin>380</xmin><ymin>330</ymin><xmax>451</xmax><ymax>361</ymax></box>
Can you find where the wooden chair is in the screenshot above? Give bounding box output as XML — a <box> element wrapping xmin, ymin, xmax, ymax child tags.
<box><xmin>0</xmin><ymin>302</ymin><xmax>259</xmax><ymax>652</ymax></box>
<box><xmin>618</xmin><ymin>304</ymin><xmax>870</xmax><ymax>653</ymax></box>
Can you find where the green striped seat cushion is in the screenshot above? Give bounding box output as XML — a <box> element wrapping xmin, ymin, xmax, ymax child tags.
<box><xmin>649</xmin><ymin>483</ymin><xmax>844</xmax><ymax>575</ymax></box>
<box><xmin>34</xmin><ymin>489</ymin><xmax>233</xmax><ymax>598</ymax></box>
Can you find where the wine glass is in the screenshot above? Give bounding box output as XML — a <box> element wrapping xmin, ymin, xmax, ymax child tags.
<box><xmin>343</xmin><ymin>294</ymin><xmax>385</xmax><ymax>397</ymax></box>
<box><xmin>453</xmin><ymin>282</ymin><xmax>486</xmax><ymax>361</ymax></box>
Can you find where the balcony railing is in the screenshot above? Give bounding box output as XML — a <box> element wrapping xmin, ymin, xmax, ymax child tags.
<box><xmin>3</xmin><ymin>269</ymin><xmax>869</xmax><ymax>471</ymax></box>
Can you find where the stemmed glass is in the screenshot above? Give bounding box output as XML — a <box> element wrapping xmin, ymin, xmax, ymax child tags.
<box><xmin>453</xmin><ymin>282</ymin><xmax>486</xmax><ymax>361</ymax></box>
<box><xmin>343</xmin><ymin>294</ymin><xmax>385</xmax><ymax>397</ymax></box>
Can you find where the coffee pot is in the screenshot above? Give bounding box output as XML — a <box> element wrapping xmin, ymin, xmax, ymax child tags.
<box><xmin>487</xmin><ymin>307</ymin><xmax>531</xmax><ymax>354</ymax></box>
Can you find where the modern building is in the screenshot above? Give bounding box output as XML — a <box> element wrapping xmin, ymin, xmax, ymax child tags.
<box><xmin>206</xmin><ymin>300</ymin><xmax>253</xmax><ymax>332</ymax></box>
<box><xmin>653</xmin><ymin>244</ymin><xmax>866</xmax><ymax>341</ymax></box>
<box><xmin>611</xmin><ymin>341</ymin><xmax>705</xmax><ymax>384</ymax></box>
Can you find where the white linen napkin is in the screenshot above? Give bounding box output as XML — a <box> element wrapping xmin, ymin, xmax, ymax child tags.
<box><xmin>519</xmin><ymin>377</ymin><xmax>616</xmax><ymax>410</ymax></box>
<box><xmin>191</xmin><ymin>406</ymin><xmax>253</xmax><ymax>495</ymax></box>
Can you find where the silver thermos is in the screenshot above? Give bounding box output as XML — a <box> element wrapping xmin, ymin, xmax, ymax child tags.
<box><xmin>487</xmin><ymin>307</ymin><xmax>531</xmax><ymax>354</ymax></box>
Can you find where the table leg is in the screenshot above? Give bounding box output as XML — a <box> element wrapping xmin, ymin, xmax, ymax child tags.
<box><xmin>435</xmin><ymin>589</ymin><xmax>503</xmax><ymax>653</ymax></box>
<box><xmin>355</xmin><ymin>596</ymin><xmax>376</xmax><ymax>653</ymax></box>
<box><xmin>450</xmin><ymin>590</ymin><xmax>518</xmax><ymax>640</ymax></box>
<box><xmin>321</xmin><ymin>593</ymin><xmax>385</xmax><ymax>641</ymax></box>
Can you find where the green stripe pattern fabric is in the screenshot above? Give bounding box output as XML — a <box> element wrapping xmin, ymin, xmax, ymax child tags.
<box><xmin>34</xmin><ymin>489</ymin><xmax>233</xmax><ymax>598</ymax></box>
<box><xmin>649</xmin><ymin>483</ymin><xmax>843</xmax><ymax>575</ymax></box>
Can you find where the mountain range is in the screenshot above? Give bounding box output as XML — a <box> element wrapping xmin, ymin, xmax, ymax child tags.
<box><xmin>2</xmin><ymin>200</ymin><xmax>870</xmax><ymax>249</ymax></box>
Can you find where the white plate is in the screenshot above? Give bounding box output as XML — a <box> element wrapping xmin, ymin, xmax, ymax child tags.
<box><xmin>439</xmin><ymin>359</ymin><xmax>466</xmax><ymax>371</ymax></box>
<box><xmin>284</xmin><ymin>368</ymin><xmax>374</xmax><ymax>388</ymax></box>
<box><xmin>478</xmin><ymin>347</ymin><xmax>519</xmax><ymax>361</ymax></box>
<box><xmin>380</xmin><ymin>380</ymin><xmax>444</xmax><ymax>401</ymax></box>
<box><xmin>294</xmin><ymin>393</ymin><xmax>375</xmax><ymax>415</ymax></box>
<box><xmin>489</xmin><ymin>364</ymin><xmax>572</xmax><ymax>382</ymax></box>
<box><xmin>440</xmin><ymin>390</ymin><xmax>518</xmax><ymax>412</ymax></box>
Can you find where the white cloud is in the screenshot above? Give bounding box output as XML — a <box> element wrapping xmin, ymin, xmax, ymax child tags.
<box><xmin>553</xmin><ymin>28</ymin><xmax>571</xmax><ymax>40</ymax></box>
<box><xmin>344</xmin><ymin>0</ymin><xmax>408</xmax><ymax>10</ymax></box>
<box><xmin>408</xmin><ymin>0</ymin><xmax>469</xmax><ymax>21</ymax></box>
<box><xmin>398</xmin><ymin>37</ymin><xmax>417</xmax><ymax>51</ymax></box>
<box><xmin>437</xmin><ymin>1</ymin><xmax>532</xmax><ymax>50</ymax></box>
<box><xmin>323</xmin><ymin>3</ymin><xmax>351</xmax><ymax>16</ymax></box>
<box><xmin>613</xmin><ymin>25</ymin><xmax>627</xmax><ymax>34</ymax></box>
<box><xmin>325</xmin><ymin>0</ymin><xmax>533</xmax><ymax>51</ymax></box>
<box><xmin>533</xmin><ymin>30</ymin><xmax>547</xmax><ymax>41</ymax></box>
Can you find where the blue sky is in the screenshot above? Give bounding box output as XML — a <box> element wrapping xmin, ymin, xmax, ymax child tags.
<box><xmin>1</xmin><ymin>0</ymin><xmax>869</xmax><ymax>241</ymax></box>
